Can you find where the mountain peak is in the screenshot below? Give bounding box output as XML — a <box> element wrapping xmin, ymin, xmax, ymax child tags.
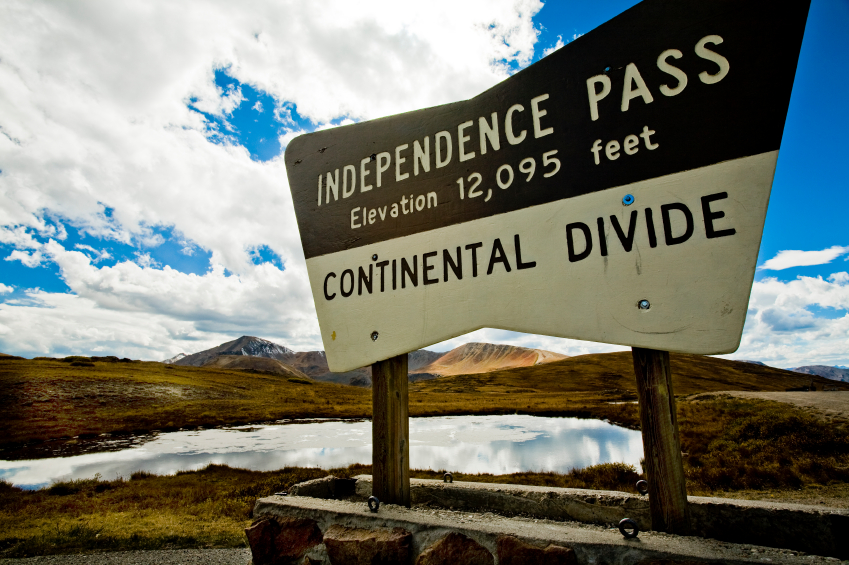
<box><xmin>221</xmin><ymin>336</ymin><xmax>295</xmax><ymax>358</ymax></box>
<box><xmin>790</xmin><ymin>365</ymin><xmax>849</xmax><ymax>383</ymax></box>
<box><xmin>174</xmin><ymin>335</ymin><xmax>294</xmax><ymax>367</ymax></box>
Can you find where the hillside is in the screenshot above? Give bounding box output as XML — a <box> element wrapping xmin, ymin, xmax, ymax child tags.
<box><xmin>7</xmin><ymin>348</ymin><xmax>847</xmax><ymax>459</ymax></box>
<box><xmin>413</xmin><ymin>342</ymin><xmax>567</xmax><ymax>377</ymax></box>
<box><xmin>170</xmin><ymin>335</ymin><xmax>445</xmax><ymax>387</ymax></box>
<box><xmin>201</xmin><ymin>355</ymin><xmax>309</xmax><ymax>379</ymax></box>
<box><xmin>413</xmin><ymin>351</ymin><xmax>849</xmax><ymax>395</ymax></box>
<box><xmin>0</xmin><ymin>353</ymin><xmax>25</xmax><ymax>360</ymax></box>
<box><xmin>0</xmin><ymin>355</ymin><xmax>372</xmax><ymax>458</ymax></box>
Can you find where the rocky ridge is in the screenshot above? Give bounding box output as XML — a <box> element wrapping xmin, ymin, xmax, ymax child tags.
<box><xmin>790</xmin><ymin>365</ymin><xmax>849</xmax><ymax>383</ymax></box>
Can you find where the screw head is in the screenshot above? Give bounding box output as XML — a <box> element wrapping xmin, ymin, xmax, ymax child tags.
<box><xmin>637</xmin><ymin>299</ymin><xmax>651</xmax><ymax>310</ymax></box>
<box><xmin>622</xmin><ymin>194</ymin><xmax>635</xmax><ymax>206</ymax></box>
<box><xmin>370</xmin><ymin>331</ymin><xmax>379</xmax><ymax>341</ymax></box>
<box><xmin>372</xmin><ymin>254</ymin><xmax>378</xmax><ymax>261</ymax></box>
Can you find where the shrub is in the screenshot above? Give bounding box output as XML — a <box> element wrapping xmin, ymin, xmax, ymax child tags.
<box><xmin>60</xmin><ymin>356</ymin><xmax>91</xmax><ymax>363</ymax></box>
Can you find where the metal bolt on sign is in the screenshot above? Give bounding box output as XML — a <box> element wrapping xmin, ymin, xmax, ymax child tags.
<box><xmin>371</xmin><ymin>331</ymin><xmax>379</xmax><ymax>341</ymax></box>
<box><xmin>638</xmin><ymin>300</ymin><xmax>651</xmax><ymax>310</ymax></box>
<box><xmin>622</xmin><ymin>194</ymin><xmax>635</xmax><ymax>206</ymax></box>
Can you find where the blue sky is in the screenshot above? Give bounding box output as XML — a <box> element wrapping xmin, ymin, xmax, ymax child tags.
<box><xmin>532</xmin><ymin>2</ymin><xmax>849</xmax><ymax>281</ymax></box>
<box><xmin>0</xmin><ymin>0</ymin><xmax>846</xmax><ymax>366</ymax></box>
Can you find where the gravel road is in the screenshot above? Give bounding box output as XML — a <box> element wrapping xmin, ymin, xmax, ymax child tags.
<box><xmin>0</xmin><ymin>549</ymin><xmax>251</xmax><ymax>565</ymax></box>
<box><xmin>691</xmin><ymin>391</ymin><xmax>849</xmax><ymax>420</ymax></box>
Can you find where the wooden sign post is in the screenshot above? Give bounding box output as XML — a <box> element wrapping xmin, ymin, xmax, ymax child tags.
<box><xmin>284</xmin><ymin>0</ymin><xmax>811</xmax><ymax>528</ymax></box>
<box><xmin>632</xmin><ymin>347</ymin><xmax>690</xmax><ymax>533</ymax></box>
<box><xmin>371</xmin><ymin>353</ymin><xmax>410</xmax><ymax>506</ymax></box>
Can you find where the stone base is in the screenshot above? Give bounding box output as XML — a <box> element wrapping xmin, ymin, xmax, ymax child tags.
<box><xmin>348</xmin><ymin>475</ymin><xmax>849</xmax><ymax>559</ymax></box>
<box><xmin>250</xmin><ymin>494</ymin><xmax>834</xmax><ymax>564</ymax></box>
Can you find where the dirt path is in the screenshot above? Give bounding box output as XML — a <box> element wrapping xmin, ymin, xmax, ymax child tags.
<box><xmin>690</xmin><ymin>391</ymin><xmax>849</xmax><ymax>421</ymax></box>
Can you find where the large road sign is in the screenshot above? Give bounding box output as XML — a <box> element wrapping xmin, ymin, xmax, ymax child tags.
<box><xmin>285</xmin><ymin>0</ymin><xmax>811</xmax><ymax>372</ymax></box>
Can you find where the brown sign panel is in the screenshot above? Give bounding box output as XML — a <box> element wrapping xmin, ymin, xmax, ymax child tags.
<box><xmin>285</xmin><ymin>0</ymin><xmax>810</xmax><ymax>371</ymax></box>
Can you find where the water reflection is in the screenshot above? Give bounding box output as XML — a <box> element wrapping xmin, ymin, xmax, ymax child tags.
<box><xmin>0</xmin><ymin>415</ymin><xmax>643</xmax><ymax>489</ymax></box>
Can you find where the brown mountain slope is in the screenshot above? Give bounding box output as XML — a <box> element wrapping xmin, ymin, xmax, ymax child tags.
<box><xmin>173</xmin><ymin>336</ymin><xmax>443</xmax><ymax>386</ymax></box>
<box><xmin>0</xmin><ymin>353</ymin><xmax>25</xmax><ymax>360</ymax></box>
<box><xmin>412</xmin><ymin>351</ymin><xmax>849</xmax><ymax>395</ymax></box>
<box><xmin>408</xmin><ymin>349</ymin><xmax>446</xmax><ymax>372</ymax></box>
<box><xmin>415</xmin><ymin>342</ymin><xmax>568</xmax><ymax>377</ymax></box>
<box><xmin>201</xmin><ymin>355</ymin><xmax>309</xmax><ymax>379</ymax></box>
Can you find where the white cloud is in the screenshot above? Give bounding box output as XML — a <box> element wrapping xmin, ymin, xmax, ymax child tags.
<box><xmin>0</xmin><ymin>242</ymin><xmax>321</xmax><ymax>359</ymax></box>
<box><xmin>543</xmin><ymin>35</ymin><xmax>565</xmax><ymax>57</ymax></box>
<box><xmin>279</xmin><ymin>128</ymin><xmax>309</xmax><ymax>150</ymax></box>
<box><xmin>74</xmin><ymin>243</ymin><xmax>111</xmax><ymax>263</ymax></box>
<box><xmin>0</xmin><ymin>283</ymin><xmax>13</xmax><ymax>294</ymax></box>
<box><xmin>0</xmin><ymin>225</ymin><xmax>46</xmax><ymax>249</ymax></box>
<box><xmin>5</xmin><ymin>249</ymin><xmax>44</xmax><ymax>267</ymax></box>
<box><xmin>0</xmin><ymin>0</ymin><xmax>544</xmax><ymax>359</ymax></box>
<box><xmin>726</xmin><ymin>272</ymin><xmax>849</xmax><ymax>367</ymax></box>
<box><xmin>759</xmin><ymin>245</ymin><xmax>849</xmax><ymax>270</ymax></box>
<box><xmin>133</xmin><ymin>252</ymin><xmax>161</xmax><ymax>269</ymax></box>
<box><xmin>542</xmin><ymin>32</ymin><xmax>581</xmax><ymax>57</ymax></box>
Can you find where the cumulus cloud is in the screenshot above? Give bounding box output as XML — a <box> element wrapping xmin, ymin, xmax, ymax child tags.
<box><xmin>0</xmin><ymin>0</ymin><xmax>541</xmax><ymax>266</ymax></box>
<box><xmin>0</xmin><ymin>283</ymin><xmax>13</xmax><ymax>294</ymax></box>
<box><xmin>728</xmin><ymin>272</ymin><xmax>849</xmax><ymax>367</ymax></box>
<box><xmin>5</xmin><ymin>249</ymin><xmax>44</xmax><ymax>267</ymax></box>
<box><xmin>74</xmin><ymin>244</ymin><xmax>111</xmax><ymax>263</ymax></box>
<box><xmin>0</xmin><ymin>0</ymin><xmax>543</xmax><ymax>359</ymax></box>
<box><xmin>542</xmin><ymin>32</ymin><xmax>581</xmax><ymax>57</ymax></box>
<box><xmin>759</xmin><ymin>245</ymin><xmax>849</xmax><ymax>270</ymax></box>
<box><xmin>0</xmin><ymin>241</ymin><xmax>321</xmax><ymax>358</ymax></box>
<box><xmin>543</xmin><ymin>35</ymin><xmax>565</xmax><ymax>57</ymax></box>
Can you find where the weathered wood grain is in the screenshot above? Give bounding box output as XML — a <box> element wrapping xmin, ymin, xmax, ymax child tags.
<box><xmin>371</xmin><ymin>353</ymin><xmax>410</xmax><ymax>507</ymax></box>
<box><xmin>632</xmin><ymin>347</ymin><xmax>690</xmax><ymax>534</ymax></box>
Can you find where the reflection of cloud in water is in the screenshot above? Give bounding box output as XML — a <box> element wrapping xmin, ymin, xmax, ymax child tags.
<box><xmin>1</xmin><ymin>415</ymin><xmax>642</xmax><ymax>489</ymax></box>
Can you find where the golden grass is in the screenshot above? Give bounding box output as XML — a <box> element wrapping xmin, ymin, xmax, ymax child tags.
<box><xmin>678</xmin><ymin>396</ymin><xmax>849</xmax><ymax>492</ymax></box>
<box><xmin>0</xmin><ymin>357</ymin><xmax>371</xmax><ymax>453</ymax></box>
<box><xmin>2</xmin><ymin>392</ymin><xmax>848</xmax><ymax>557</ymax></box>
<box><xmin>7</xmin><ymin>351</ymin><xmax>842</xmax><ymax>455</ymax></box>
<box><xmin>0</xmin><ymin>462</ymin><xmax>643</xmax><ymax>558</ymax></box>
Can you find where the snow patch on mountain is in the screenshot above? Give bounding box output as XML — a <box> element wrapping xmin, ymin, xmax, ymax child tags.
<box><xmin>162</xmin><ymin>353</ymin><xmax>187</xmax><ymax>364</ymax></box>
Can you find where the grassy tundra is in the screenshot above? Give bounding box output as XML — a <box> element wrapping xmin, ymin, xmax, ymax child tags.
<box><xmin>2</xmin><ymin>352</ymin><xmax>843</xmax><ymax>455</ymax></box>
<box><xmin>1</xmin><ymin>353</ymin><xmax>848</xmax><ymax>557</ymax></box>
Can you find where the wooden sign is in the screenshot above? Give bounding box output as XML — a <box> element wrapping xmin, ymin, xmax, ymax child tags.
<box><xmin>285</xmin><ymin>0</ymin><xmax>810</xmax><ymax>372</ymax></box>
